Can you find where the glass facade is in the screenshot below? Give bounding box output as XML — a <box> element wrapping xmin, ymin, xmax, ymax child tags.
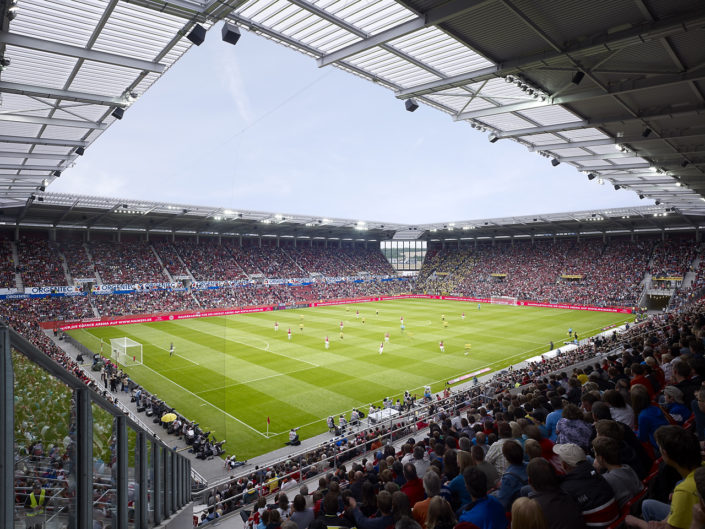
<box><xmin>380</xmin><ymin>240</ymin><xmax>427</xmax><ymax>271</ymax></box>
<box><xmin>2</xmin><ymin>324</ymin><xmax>191</xmax><ymax>529</ymax></box>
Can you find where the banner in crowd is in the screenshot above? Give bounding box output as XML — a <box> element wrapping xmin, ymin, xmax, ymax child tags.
<box><xmin>91</xmin><ymin>282</ymin><xmax>183</xmax><ymax>294</ymax></box>
<box><xmin>25</xmin><ymin>286</ymin><xmax>83</xmax><ymax>295</ymax></box>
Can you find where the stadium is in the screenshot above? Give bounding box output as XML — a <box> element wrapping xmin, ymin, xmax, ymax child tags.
<box><xmin>1</xmin><ymin>1</ymin><xmax>704</xmax><ymax>529</ymax></box>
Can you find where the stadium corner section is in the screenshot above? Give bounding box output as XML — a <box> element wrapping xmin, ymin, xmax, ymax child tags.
<box><xmin>40</xmin><ymin>294</ymin><xmax>634</xmax><ymax>333</ymax></box>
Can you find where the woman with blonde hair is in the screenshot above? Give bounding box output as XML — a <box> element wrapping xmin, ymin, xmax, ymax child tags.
<box><xmin>425</xmin><ymin>497</ymin><xmax>456</xmax><ymax>529</ymax></box>
<box><xmin>511</xmin><ymin>497</ymin><xmax>547</xmax><ymax>529</ymax></box>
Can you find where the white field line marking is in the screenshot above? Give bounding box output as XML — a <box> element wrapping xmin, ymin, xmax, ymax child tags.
<box><xmin>203</xmin><ymin>326</ymin><xmax>319</xmax><ymax>367</ymax></box>
<box><xmin>153</xmin><ymin>344</ymin><xmax>200</xmax><ymax>365</ymax></box>
<box><xmin>135</xmin><ymin>362</ymin><xmax>268</xmax><ymax>438</ymax></box>
<box><xmin>194</xmin><ymin>366</ymin><xmax>317</xmax><ymax>395</ymax></box>
<box><xmin>280</xmin><ymin>320</ymin><xmax>627</xmax><ymax>436</ymax></box>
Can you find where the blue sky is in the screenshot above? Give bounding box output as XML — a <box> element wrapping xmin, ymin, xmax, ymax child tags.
<box><xmin>52</xmin><ymin>23</ymin><xmax>646</xmax><ymax>225</ymax></box>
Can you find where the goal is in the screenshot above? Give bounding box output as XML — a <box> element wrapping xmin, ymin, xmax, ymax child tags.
<box><xmin>490</xmin><ymin>296</ymin><xmax>518</xmax><ymax>306</ymax></box>
<box><xmin>110</xmin><ymin>337</ymin><xmax>143</xmax><ymax>367</ymax></box>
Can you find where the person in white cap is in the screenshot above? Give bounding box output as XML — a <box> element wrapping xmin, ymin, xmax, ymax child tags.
<box><xmin>663</xmin><ymin>385</ymin><xmax>692</xmax><ymax>425</ymax></box>
<box><xmin>553</xmin><ymin>443</ymin><xmax>619</xmax><ymax>528</ymax></box>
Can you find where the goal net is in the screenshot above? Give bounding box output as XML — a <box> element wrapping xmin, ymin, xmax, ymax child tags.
<box><xmin>490</xmin><ymin>296</ymin><xmax>518</xmax><ymax>306</ymax></box>
<box><xmin>110</xmin><ymin>337</ymin><xmax>143</xmax><ymax>367</ymax></box>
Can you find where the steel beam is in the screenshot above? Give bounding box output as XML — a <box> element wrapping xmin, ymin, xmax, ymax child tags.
<box><xmin>496</xmin><ymin>106</ymin><xmax>705</xmax><ymax>139</ymax></box>
<box><xmin>0</xmin><ymin>113</ymin><xmax>107</xmax><ymax>130</ymax></box>
<box><xmin>456</xmin><ymin>71</ymin><xmax>705</xmax><ymax>120</ymax></box>
<box><xmin>558</xmin><ymin>152</ymin><xmax>646</xmax><ymax>162</ymax></box>
<box><xmin>0</xmin><ymin>32</ymin><xmax>166</xmax><ymax>73</ymax></box>
<box><xmin>0</xmin><ymin>134</ymin><xmax>88</xmax><ymax>147</ymax></box>
<box><xmin>0</xmin><ymin>151</ymin><xmax>73</xmax><ymax>160</ymax></box>
<box><xmin>580</xmin><ymin>163</ymin><xmax>652</xmax><ymax>171</ymax></box>
<box><xmin>0</xmin><ymin>81</ymin><xmax>127</xmax><ymax>107</ymax></box>
<box><xmin>317</xmin><ymin>0</ymin><xmax>491</xmax><ymax>67</ymax></box>
<box><xmin>528</xmin><ymin>131</ymin><xmax>705</xmax><ymax>151</ymax></box>
<box><xmin>0</xmin><ymin>163</ymin><xmax>60</xmax><ymax>171</ymax></box>
<box><xmin>395</xmin><ymin>12</ymin><xmax>705</xmax><ymax>99</ymax></box>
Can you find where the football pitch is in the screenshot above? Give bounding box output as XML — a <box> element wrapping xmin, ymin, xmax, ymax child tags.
<box><xmin>68</xmin><ymin>299</ymin><xmax>632</xmax><ymax>458</ymax></box>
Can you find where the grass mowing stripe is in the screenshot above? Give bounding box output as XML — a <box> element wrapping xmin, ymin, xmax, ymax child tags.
<box><xmin>68</xmin><ymin>299</ymin><xmax>632</xmax><ymax>458</ymax></box>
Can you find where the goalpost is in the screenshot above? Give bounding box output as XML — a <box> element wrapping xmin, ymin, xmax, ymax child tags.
<box><xmin>490</xmin><ymin>296</ymin><xmax>518</xmax><ymax>306</ymax></box>
<box><xmin>111</xmin><ymin>337</ymin><xmax>143</xmax><ymax>367</ymax></box>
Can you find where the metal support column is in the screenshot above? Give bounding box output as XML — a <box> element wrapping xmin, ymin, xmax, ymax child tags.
<box><xmin>76</xmin><ymin>388</ymin><xmax>93</xmax><ymax>529</ymax></box>
<box><xmin>153</xmin><ymin>443</ymin><xmax>162</xmax><ymax>526</ymax></box>
<box><xmin>138</xmin><ymin>433</ymin><xmax>148</xmax><ymax>529</ymax></box>
<box><xmin>0</xmin><ymin>324</ymin><xmax>13</xmax><ymax>529</ymax></box>
<box><xmin>116</xmin><ymin>416</ymin><xmax>128</xmax><ymax>529</ymax></box>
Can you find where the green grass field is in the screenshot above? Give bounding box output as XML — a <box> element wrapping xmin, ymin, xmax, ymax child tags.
<box><xmin>68</xmin><ymin>299</ymin><xmax>632</xmax><ymax>458</ymax></box>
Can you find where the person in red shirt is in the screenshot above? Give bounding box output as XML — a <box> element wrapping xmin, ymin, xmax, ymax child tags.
<box><xmin>401</xmin><ymin>463</ymin><xmax>425</xmax><ymax>507</ymax></box>
<box><xmin>629</xmin><ymin>363</ymin><xmax>655</xmax><ymax>398</ymax></box>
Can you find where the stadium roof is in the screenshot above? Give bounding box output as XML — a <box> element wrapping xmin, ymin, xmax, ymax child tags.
<box><xmin>0</xmin><ymin>191</ymin><xmax>701</xmax><ymax>242</ymax></box>
<box><xmin>0</xmin><ymin>0</ymin><xmax>703</xmax><ymax>216</ymax></box>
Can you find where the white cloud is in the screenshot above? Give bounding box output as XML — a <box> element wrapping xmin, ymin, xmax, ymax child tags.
<box><xmin>218</xmin><ymin>49</ymin><xmax>255</xmax><ymax>124</ymax></box>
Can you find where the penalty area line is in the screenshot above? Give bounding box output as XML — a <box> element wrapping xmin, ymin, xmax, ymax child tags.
<box><xmin>135</xmin><ymin>363</ymin><xmax>268</xmax><ymax>438</ymax></box>
<box><xmin>154</xmin><ymin>344</ymin><xmax>199</xmax><ymax>365</ymax></box>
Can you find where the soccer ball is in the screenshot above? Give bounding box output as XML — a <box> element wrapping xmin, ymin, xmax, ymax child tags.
<box><xmin>464</xmin><ymin>352</ymin><xmax>468</xmax><ymax>356</ymax></box>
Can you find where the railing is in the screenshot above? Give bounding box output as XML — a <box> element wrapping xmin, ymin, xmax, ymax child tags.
<box><xmin>1</xmin><ymin>322</ymin><xmax>193</xmax><ymax>529</ymax></box>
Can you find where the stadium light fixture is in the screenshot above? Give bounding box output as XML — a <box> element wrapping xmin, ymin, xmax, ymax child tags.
<box><xmin>186</xmin><ymin>24</ymin><xmax>207</xmax><ymax>46</ymax></box>
<box><xmin>222</xmin><ymin>23</ymin><xmax>241</xmax><ymax>45</ymax></box>
<box><xmin>587</xmin><ymin>173</ymin><xmax>596</xmax><ymax>181</ymax></box>
<box><xmin>75</xmin><ymin>147</ymin><xmax>85</xmax><ymax>156</ymax></box>
<box><xmin>551</xmin><ymin>158</ymin><xmax>560</xmax><ymax>167</ymax></box>
<box><xmin>488</xmin><ymin>134</ymin><xmax>498</xmax><ymax>143</ymax></box>
<box><xmin>52</xmin><ymin>170</ymin><xmax>61</xmax><ymax>177</ymax></box>
<box><xmin>642</xmin><ymin>128</ymin><xmax>652</xmax><ymax>138</ymax></box>
<box><xmin>571</xmin><ymin>71</ymin><xmax>585</xmax><ymax>85</ymax></box>
<box><xmin>614</xmin><ymin>184</ymin><xmax>620</xmax><ymax>190</ymax></box>
<box><xmin>639</xmin><ymin>194</ymin><xmax>645</xmax><ymax>199</ymax></box>
<box><xmin>681</xmin><ymin>161</ymin><xmax>690</xmax><ymax>168</ymax></box>
<box><xmin>655</xmin><ymin>200</ymin><xmax>661</xmax><ymax>205</ymax></box>
<box><xmin>405</xmin><ymin>99</ymin><xmax>419</xmax><ymax>112</ymax></box>
<box><xmin>112</xmin><ymin>107</ymin><xmax>125</xmax><ymax>120</ymax></box>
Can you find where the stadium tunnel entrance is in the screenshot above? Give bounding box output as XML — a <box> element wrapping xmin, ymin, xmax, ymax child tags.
<box><xmin>646</xmin><ymin>293</ymin><xmax>671</xmax><ymax>311</ymax></box>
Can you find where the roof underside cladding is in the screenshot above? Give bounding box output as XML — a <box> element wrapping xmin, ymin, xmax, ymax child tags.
<box><xmin>0</xmin><ymin>0</ymin><xmax>204</xmax><ymax>207</ymax></box>
<box><xmin>1</xmin><ymin>0</ymin><xmax>703</xmax><ymax>224</ymax></box>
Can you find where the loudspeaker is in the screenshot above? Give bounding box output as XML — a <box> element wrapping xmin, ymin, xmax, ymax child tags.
<box><xmin>222</xmin><ymin>23</ymin><xmax>241</xmax><ymax>45</ymax></box>
<box><xmin>405</xmin><ymin>99</ymin><xmax>419</xmax><ymax>112</ymax></box>
<box><xmin>187</xmin><ymin>24</ymin><xmax>207</xmax><ymax>46</ymax></box>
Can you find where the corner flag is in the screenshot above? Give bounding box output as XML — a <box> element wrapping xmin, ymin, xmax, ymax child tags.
<box><xmin>266</xmin><ymin>416</ymin><xmax>270</xmax><ymax>437</ymax></box>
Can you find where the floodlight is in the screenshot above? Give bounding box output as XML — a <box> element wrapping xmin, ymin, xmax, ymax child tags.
<box><xmin>551</xmin><ymin>158</ymin><xmax>560</xmax><ymax>167</ymax></box>
<box><xmin>405</xmin><ymin>99</ymin><xmax>419</xmax><ymax>112</ymax></box>
<box><xmin>587</xmin><ymin>173</ymin><xmax>596</xmax><ymax>181</ymax></box>
<box><xmin>488</xmin><ymin>134</ymin><xmax>498</xmax><ymax>143</ymax></box>
<box><xmin>613</xmin><ymin>184</ymin><xmax>620</xmax><ymax>190</ymax></box>
<box><xmin>639</xmin><ymin>194</ymin><xmax>644</xmax><ymax>199</ymax></box>
<box><xmin>186</xmin><ymin>24</ymin><xmax>207</xmax><ymax>46</ymax></box>
<box><xmin>681</xmin><ymin>161</ymin><xmax>690</xmax><ymax>168</ymax></box>
<box><xmin>571</xmin><ymin>71</ymin><xmax>585</xmax><ymax>85</ymax></box>
<box><xmin>642</xmin><ymin>128</ymin><xmax>652</xmax><ymax>138</ymax></box>
<box><xmin>222</xmin><ymin>23</ymin><xmax>241</xmax><ymax>45</ymax></box>
<box><xmin>39</xmin><ymin>186</ymin><xmax>45</xmax><ymax>192</ymax></box>
<box><xmin>6</xmin><ymin>6</ymin><xmax>17</xmax><ymax>20</ymax></box>
<box><xmin>76</xmin><ymin>147</ymin><xmax>85</xmax><ymax>156</ymax></box>
<box><xmin>655</xmin><ymin>200</ymin><xmax>661</xmax><ymax>205</ymax></box>
<box><xmin>112</xmin><ymin>107</ymin><xmax>125</xmax><ymax>120</ymax></box>
<box><xmin>52</xmin><ymin>170</ymin><xmax>61</xmax><ymax>177</ymax></box>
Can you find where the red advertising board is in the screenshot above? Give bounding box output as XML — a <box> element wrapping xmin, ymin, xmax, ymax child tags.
<box><xmin>52</xmin><ymin>294</ymin><xmax>630</xmax><ymax>331</ymax></box>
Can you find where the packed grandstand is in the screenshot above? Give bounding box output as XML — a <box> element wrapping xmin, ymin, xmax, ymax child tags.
<box><xmin>4</xmin><ymin>0</ymin><xmax>705</xmax><ymax>526</ymax></box>
<box><xmin>6</xmin><ymin>228</ymin><xmax>705</xmax><ymax>528</ymax></box>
